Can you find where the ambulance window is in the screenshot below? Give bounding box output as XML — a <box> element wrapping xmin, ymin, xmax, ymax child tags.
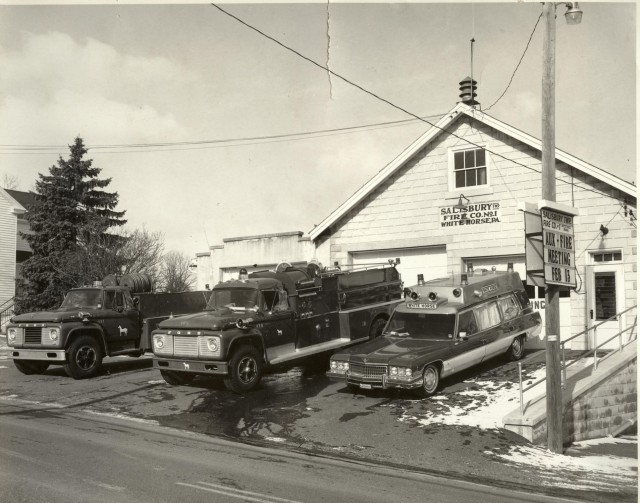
<box><xmin>262</xmin><ymin>290</ymin><xmax>278</xmax><ymax>311</ymax></box>
<box><xmin>498</xmin><ymin>295</ymin><xmax>519</xmax><ymax>321</ymax></box>
<box><xmin>474</xmin><ymin>301</ymin><xmax>501</xmax><ymax>331</ymax></box>
<box><xmin>515</xmin><ymin>289</ymin><xmax>531</xmax><ymax>308</ymax></box>
<box><xmin>458</xmin><ymin>310</ymin><xmax>478</xmax><ymax>335</ymax></box>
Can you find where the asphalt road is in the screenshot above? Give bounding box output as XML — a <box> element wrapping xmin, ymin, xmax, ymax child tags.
<box><xmin>0</xmin><ymin>347</ymin><xmax>636</xmax><ymax>503</ymax></box>
<box><xmin>0</xmin><ymin>399</ymin><xmax>576</xmax><ymax>503</ymax></box>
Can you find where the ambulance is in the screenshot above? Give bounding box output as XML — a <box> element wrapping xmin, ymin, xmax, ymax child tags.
<box><xmin>327</xmin><ymin>269</ymin><xmax>542</xmax><ymax>397</ymax></box>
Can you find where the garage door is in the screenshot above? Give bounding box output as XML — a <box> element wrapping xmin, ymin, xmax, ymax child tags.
<box><xmin>350</xmin><ymin>247</ymin><xmax>447</xmax><ymax>286</ymax></box>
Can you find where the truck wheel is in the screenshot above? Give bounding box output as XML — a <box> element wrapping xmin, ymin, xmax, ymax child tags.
<box><xmin>506</xmin><ymin>335</ymin><xmax>525</xmax><ymax>361</ymax></box>
<box><xmin>64</xmin><ymin>335</ymin><xmax>103</xmax><ymax>379</ymax></box>
<box><xmin>414</xmin><ymin>364</ymin><xmax>440</xmax><ymax>398</ymax></box>
<box><xmin>13</xmin><ymin>360</ymin><xmax>49</xmax><ymax>375</ymax></box>
<box><xmin>160</xmin><ymin>370</ymin><xmax>196</xmax><ymax>386</ymax></box>
<box><xmin>224</xmin><ymin>345</ymin><xmax>263</xmax><ymax>394</ymax></box>
<box><xmin>368</xmin><ymin>317</ymin><xmax>387</xmax><ymax>340</ymax></box>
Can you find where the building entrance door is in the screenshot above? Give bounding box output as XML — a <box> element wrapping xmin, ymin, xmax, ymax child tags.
<box><xmin>586</xmin><ymin>255</ymin><xmax>625</xmax><ymax>350</ymax></box>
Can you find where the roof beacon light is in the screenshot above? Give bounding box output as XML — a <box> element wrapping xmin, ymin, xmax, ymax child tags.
<box><xmin>467</xmin><ymin>262</ymin><xmax>474</xmax><ymax>275</ymax></box>
<box><xmin>492</xmin><ymin>266</ymin><xmax>497</xmax><ymax>273</ymax></box>
<box><xmin>417</xmin><ymin>274</ymin><xmax>425</xmax><ymax>286</ymax></box>
<box><xmin>474</xmin><ymin>290</ymin><xmax>483</xmax><ymax>298</ymax></box>
<box><xmin>428</xmin><ymin>292</ymin><xmax>437</xmax><ymax>301</ymax></box>
<box><xmin>453</xmin><ymin>288</ymin><xmax>462</xmax><ymax>298</ymax></box>
<box><xmin>410</xmin><ymin>291</ymin><xmax>420</xmax><ymax>300</ymax></box>
<box><xmin>507</xmin><ymin>262</ymin><xmax>514</xmax><ymax>272</ymax></box>
<box><xmin>461</xmin><ymin>273</ymin><xmax>468</xmax><ymax>286</ymax></box>
<box><xmin>239</xmin><ymin>268</ymin><xmax>248</xmax><ymax>281</ymax></box>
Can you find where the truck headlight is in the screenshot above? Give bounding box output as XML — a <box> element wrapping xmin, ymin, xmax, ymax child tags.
<box><xmin>7</xmin><ymin>328</ymin><xmax>17</xmax><ymax>343</ymax></box>
<box><xmin>206</xmin><ymin>338</ymin><xmax>219</xmax><ymax>352</ymax></box>
<box><xmin>390</xmin><ymin>366</ymin><xmax>398</xmax><ymax>376</ymax></box>
<box><xmin>48</xmin><ymin>328</ymin><xmax>59</xmax><ymax>341</ymax></box>
<box><xmin>401</xmin><ymin>367</ymin><xmax>412</xmax><ymax>377</ymax></box>
<box><xmin>153</xmin><ymin>334</ymin><xmax>171</xmax><ymax>353</ymax></box>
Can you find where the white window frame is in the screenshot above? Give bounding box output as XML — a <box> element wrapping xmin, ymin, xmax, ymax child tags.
<box><xmin>448</xmin><ymin>144</ymin><xmax>491</xmax><ymax>192</ymax></box>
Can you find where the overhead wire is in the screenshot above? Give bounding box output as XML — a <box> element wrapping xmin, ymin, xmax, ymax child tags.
<box><xmin>483</xmin><ymin>12</ymin><xmax>543</xmax><ymax>112</ymax></box>
<box><xmin>209</xmin><ymin>3</ymin><xmax>633</xmax><ymax>204</ymax></box>
<box><xmin>0</xmin><ymin>113</ymin><xmax>446</xmax><ymax>155</ymax></box>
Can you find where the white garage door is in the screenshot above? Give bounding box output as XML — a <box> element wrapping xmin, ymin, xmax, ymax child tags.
<box><xmin>351</xmin><ymin>247</ymin><xmax>447</xmax><ymax>286</ymax></box>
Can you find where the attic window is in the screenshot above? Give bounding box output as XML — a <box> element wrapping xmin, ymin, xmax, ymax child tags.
<box><xmin>453</xmin><ymin>148</ymin><xmax>487</xmax><ymax>189</ymax></box>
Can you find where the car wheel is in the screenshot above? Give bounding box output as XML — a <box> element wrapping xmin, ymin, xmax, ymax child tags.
<box><xmin>13</xmin><ymin>360</ymin><xmax>49</xmax><ymax>375</ymax></box>
<box><xmin>160</xmin><ymin>370</ymin><xmax>196</xmax><ymax>386</ymax></box>
<box><xmin>224</xmin><ymin>345</ymin><xmax>263</xmax><ymax>394</ymax></box>
<box><xmin>64</xmin><ymin>335</ymin><xmax>103</xmax><ymax>379</ymax></box>
<box><xmin>506</xmin><ymin>335</ymin><xmax>525</xmax><ymax>361</ymax></box>
<box><xmin>368</xmin><ymin>317</ymin><xmax>387</xmax><ymax>340</ymax></box>
<box><xmin>414</xmin><ymin>364</ymin><xmax>440</xmax><ymax>398</ymax></box>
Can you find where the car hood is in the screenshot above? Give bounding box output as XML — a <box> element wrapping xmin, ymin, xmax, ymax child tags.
<box><xmin>157</xmin><ymin>308</ymin><xmax>248</xmax><ymax>331</ymax></box>
<box><xmin>10</xmin><ymin>310</ymin><xmax>90</xmax><ymax>324</ymax></box>
<box><xmin>336</xmin><ymin>336</ymin><xmax>451</xmax><ymax>366</ymax></box>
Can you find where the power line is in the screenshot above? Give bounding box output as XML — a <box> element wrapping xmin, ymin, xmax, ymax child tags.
<box><xmin>484</xmin><ymin>12</ymin><xmax>542</xmax><ymax>112</ymax></box>
<box><xmin>0</xmin><ymin>113</ymin><xmax>445</xmax><ymax>154</ymax></box>
<box><xmin>210</xmin><ymin>3</ymin><xmax>631</xmax><ymax>203</ymax></box>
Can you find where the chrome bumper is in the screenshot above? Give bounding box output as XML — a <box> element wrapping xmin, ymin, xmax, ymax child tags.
<box><xmin>10</xmin><ymin>349</ymin><xmax>66</xmax><ymax>362</ymax></box>
<box><xmin>327</xmin><ymin>371</ymin><xmax>422</xmax><ymax>390</ymax></box>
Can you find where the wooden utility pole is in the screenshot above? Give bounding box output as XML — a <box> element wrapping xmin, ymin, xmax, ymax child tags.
<box><xmin>542</xmin><ymin>1</ymin><xmax>564</xmax><ymax>454</ymax></box>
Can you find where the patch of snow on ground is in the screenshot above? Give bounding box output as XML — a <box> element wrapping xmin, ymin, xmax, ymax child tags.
<box><xmin>486</xmin><ymin>444</ymin><xmax>638</xmax><ymax>491</ymax></box>
<box><xmin>400</xmin><ymin>367</ymin><xmax>547</xmax><ymax>429</ymax></box>
<box><xmin>570</xmin><ymin>435</ymin><xmax>637</xmax><ymax>449</ymax></box>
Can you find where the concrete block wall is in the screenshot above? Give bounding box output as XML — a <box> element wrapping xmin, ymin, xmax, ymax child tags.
<box><xmin>564</xmin><ymin>353</ymin><xmax>637</xmax><ymax>442</ymax></box>
<box><xmin>503</xmin><ymin>343</ymin><xmax>637</xmax><ymax>444</ymax></box>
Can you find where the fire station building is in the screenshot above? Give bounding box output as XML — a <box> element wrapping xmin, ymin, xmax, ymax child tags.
<box><xmin>197</xmin><ymin>102</ymin><xmax>636</xmax><ymax>350</ymax></box>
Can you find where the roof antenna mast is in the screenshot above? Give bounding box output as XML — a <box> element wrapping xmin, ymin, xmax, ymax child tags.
<box><xmin>470</xmin><ymin>37</ymin><xmax>479</xmax><ymax>110</ymax></box>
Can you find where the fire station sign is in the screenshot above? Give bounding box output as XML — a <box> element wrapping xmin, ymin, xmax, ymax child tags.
<box><xmin>440</xmin><ymin>202</ymin><xmax>501</xmax><ymax>227</ymax></box>
<box><xmin>540</xmin><ymin>207</ymin><xmax>576</xmax><ymax>288</ymax></box>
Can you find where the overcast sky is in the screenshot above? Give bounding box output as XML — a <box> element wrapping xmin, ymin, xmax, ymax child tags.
<box><xmin>0</xmin><ymin>2</ymin><xmax>635</xmax><ymax>259</ymax></box>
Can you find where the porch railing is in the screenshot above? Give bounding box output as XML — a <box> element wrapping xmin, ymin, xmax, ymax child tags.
<box><xmin>518</xmin><ymin>305</ymin><xmax>637</xmax><ymax>414</ymax></box>
<box><xmin>0</xmin><ymin>297</ymin><xmax>15</xmax><ymax>334</ymax></box>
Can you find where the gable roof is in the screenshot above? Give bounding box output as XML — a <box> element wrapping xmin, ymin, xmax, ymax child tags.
<box><xmin>5</xmin><ymin>189</ymin><xmax>37</xmax><ymax>212</ymax></box>
<box><xmin>0</xmin><ymin>187</ymin><xmax>26</xmax><ymax>215</ymax></box>
<box><xmin>309</xmin><ymin>103</ymin><xmax>637</xmax><ymax>241</ymax></box>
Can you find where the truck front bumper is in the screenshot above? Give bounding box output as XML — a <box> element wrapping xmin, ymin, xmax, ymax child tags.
<box><xmin>154</xmin><ymin>357</ymin><xmax>229</xmax><ymax>375</ymax></box>
<box><xmin>326</xmin><ymin>371</ymin><xmax>423</xmax><ymax>390</ymax></box>
<box><xmin>10</xmin><ymin>349</ymin><xmax>66</xmax><ymax>362</ymax></box>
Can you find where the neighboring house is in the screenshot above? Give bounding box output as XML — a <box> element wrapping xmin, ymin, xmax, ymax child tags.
<box><xmin>194</xmin><ymin>231</ymin><xmax>315</xmax><ymax>290</ymax></box>
<box><xmin>0</xmin><ymin>188</ymin><xmax>31</xmax><ymax>329</ymax></box>
<box><xmin>308</xmin><ymin>102</ymin><xmax>637</xmax><ymax>350</ymax></box>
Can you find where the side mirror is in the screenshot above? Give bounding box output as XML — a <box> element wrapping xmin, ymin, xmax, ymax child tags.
<box><xmin>458</xmin><ymin>331</ymin><xmax>468</xmax><ymax>340</ymax></box>
<box><xmin>133</xmin><ymin>297</ymin><xmax>140</xmax><ymax>308</ymax></box>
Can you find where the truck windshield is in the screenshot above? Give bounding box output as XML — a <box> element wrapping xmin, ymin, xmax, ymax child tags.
<box><xmin>206</xmin><ymin>288</ymin><xmax>261</xmax><ymax>312</ymax></box>
<box><xmin>59</xmin><ymin>290</ymin><xmax>103</xmax><ymax>309</ymax></box>
<box><xmin>385</xmin><ymin>312</ymin><xmax>455</xmax><ymax>340</ymax></box>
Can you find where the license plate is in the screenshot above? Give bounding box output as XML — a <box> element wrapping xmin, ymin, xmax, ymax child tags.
<box><xmin>360</xmin><ymin>384</ymin><xmax>372</xmax><ymax>389</ymax></box>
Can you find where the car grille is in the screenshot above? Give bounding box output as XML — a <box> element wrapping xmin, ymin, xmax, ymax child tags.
<box><xmin>173</xmin><ymin>336</ymin><xmax>198</xmax><ymax>357</ymax></box>
<box><xmin>24</xmin><ymin>327</ymin><xmax>43</xmax><ymax>345</ymax></box>
<box><xmin>349</xmin><ymin>363</ymin><xmax>387</xmax><ymax>378</ymax></box>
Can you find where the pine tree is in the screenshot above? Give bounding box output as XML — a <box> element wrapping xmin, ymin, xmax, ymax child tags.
<box><xmin>17</xmin><ymin>137</ymin><xmax>126</xmax><ymax>312</ymax></box>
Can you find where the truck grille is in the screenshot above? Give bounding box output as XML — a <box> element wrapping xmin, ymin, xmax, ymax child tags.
<box><xmin>24</xmin><ymin>327</ymin><xmax>43</xmax><ymax>345</ymax></box>
<box><xmin>173</xmin><ymin>336</ymin><xmax>198</xmax><ymax>357</ymax></box>
<box><xmin>350</xmin><ymin>363</ymin><xmax>387</xmax><ymax>378</ymax></box>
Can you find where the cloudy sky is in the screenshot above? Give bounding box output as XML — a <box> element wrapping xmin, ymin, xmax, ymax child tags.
<box><xmin>0</xmin><ymin>2</ymin><xmax>635</xmax><ymax>258</ymax></box>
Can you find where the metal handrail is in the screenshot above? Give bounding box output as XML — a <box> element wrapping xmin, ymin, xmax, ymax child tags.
<box><xmin>0</xmin><ymin>296</ymin><xmax>14</xmax><ymax>311</ymax></box>
<box><xmin>518</xmin><ymin>305</ymin><xmax>637</xmax><ymax>414</ymax></box>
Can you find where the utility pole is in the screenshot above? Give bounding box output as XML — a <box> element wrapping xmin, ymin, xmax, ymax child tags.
<box><xmin>542</xmin><ymin>1</ymin><xmax>564</xmax><ymax>454</ymax></box>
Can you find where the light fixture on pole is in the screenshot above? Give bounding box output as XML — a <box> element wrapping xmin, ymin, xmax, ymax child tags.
<box><xmin>564</xmin><ymin>2</ymin><xmax>583</xmax><ymax>25</ymax></box>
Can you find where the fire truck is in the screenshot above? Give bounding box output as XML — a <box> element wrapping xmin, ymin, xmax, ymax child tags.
<box><xmin>6</xmin><ymin>274</ymin><xmax>209</xmax><ymax>379</ymax></box>
<box><xmin>152</xmin><ymin>262</ymin><xmax>403</xmax><ymax>393</ymax></box>
<box><xmin>327</xmin><ymin>269</ymin><xmax>542</xmax><ymax>397</ymax></box>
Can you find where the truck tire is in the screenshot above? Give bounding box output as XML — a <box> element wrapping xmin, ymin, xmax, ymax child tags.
<box><xmin>13</xmin><ymin>360</ymin><xmax>49</xmax><ymax>375</ymax></box>
<box><xmin>369</xmin><ymin>317</ymin><xmax>387</xmax><ymax>340</ymax></box>
<box><xmin>414</xmin><ymin>364</ymin><xmax>440</xmax><ymax>398</ymax></box>
<box><xmin>64</xmin><ymin>335</ymin><xmax>103</xmax><ymax>379</ymax></box>
<box><xmin>160</xmin><ymin>370</ymin><xmax>196</xmax><ymax>386</ymax></box>
<box><xmin>506</xmin><ymin>335</ymin><xmax>525</xmax><ymax>361</ymax></box>
<box><xmin>224</xmin><ymin>345</ymin><xmax>263</xmax><ymax>394</ymax></box>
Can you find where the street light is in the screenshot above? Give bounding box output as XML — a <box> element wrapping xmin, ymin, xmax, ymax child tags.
<box><xmin>564</xmin><ymin>2</ymin><xmax>583</xmax><ymax>25</ymax></box>
<box><xmin>541</xmin><ymin>1</ymin><xmax>582</xmax><ymax>454</ymax></box>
